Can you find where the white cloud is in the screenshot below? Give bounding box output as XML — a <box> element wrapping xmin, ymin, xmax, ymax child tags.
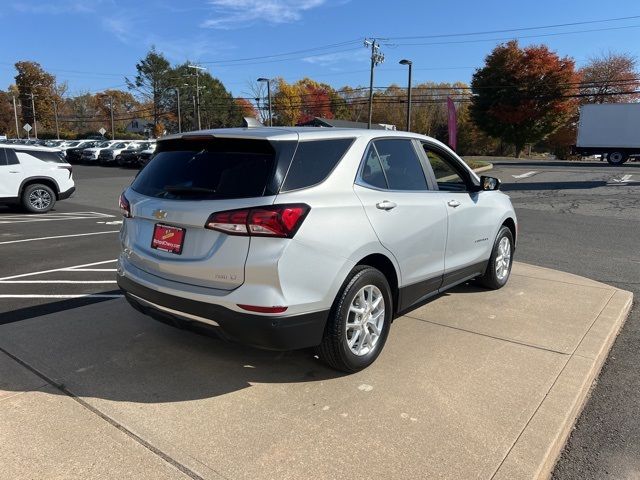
<box><xmin>11</xmin><ymin>0</ymin><xmax>107</xmax><ymax>14</ymax></box>
<box><xmin>102</xmin><ymin>15</ymin><xmax>131</xmax><ymax>43</ymax></box>
<box><xmin>302</xmin><ymin>49</ymin><xmax>369</xmax><ymax>67</ymax></box>
<box><xmin>201</xmin><ymin>0</ymin><xmax>325</xmax><ymax>29</ymax></box>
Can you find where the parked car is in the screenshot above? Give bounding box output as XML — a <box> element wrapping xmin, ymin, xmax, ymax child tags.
<box><xmin>98</xmin><ymin>142</ymin><xmax>136</xmax><ymax>166</ymax></box>
<box><xmin>65</xmin><ymin>140</ymin><xmax>102</xmax><ymax>163</ymax></box>
<box><xmin>0</xmin><ymin>144</ymin><xmax>74</xmax><ymax>213</ymax></box>
<box><xmin>137</xmin><ymin>146</ymin><xmax>157</xmax><ymax>167</ymax></box>
<box><xmin>117</xmin><ymin>127</ymin><xmax>517</xmax><ymax>372</ymax></box>
<box><xmin>117</xmin><ymin>141</ymin><xmax>156</xmax><ymax>167</ymax></box>
<box><xmin>82</xmin><ymin>140</ymin><xmax>119</xmax><ymax>163</ymax></box>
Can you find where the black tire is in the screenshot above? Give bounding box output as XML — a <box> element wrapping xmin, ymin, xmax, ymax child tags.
<box><xmin>21</xmin><ymin>183</ymin><xmax>56</xmax><ymax>214</ymax></box>
<box><xmin>607</xmin><ymin>151</ymin><xmax>628</xmax><ymax>165</ymax></box>
<box><xmin>315</xmin><ymin>266</ymin><xmax>393</xmax><ymax>373</ymax></box>
<box><xmin>476</xmin><ymin>226</ymin><xmax>514</xmax><ymax>290</ymax></box>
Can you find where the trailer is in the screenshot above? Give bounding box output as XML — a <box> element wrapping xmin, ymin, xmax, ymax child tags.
<box><xmin>575</xmin><ymin>103</ymin><xmax>640</xmax><ymax>165</ymax></box>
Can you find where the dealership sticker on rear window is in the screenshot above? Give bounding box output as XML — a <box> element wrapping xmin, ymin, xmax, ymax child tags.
<box><xmin>151</xmin><ymin>224</ymin><xmax>185</xmax><ymax>255</ymax></box>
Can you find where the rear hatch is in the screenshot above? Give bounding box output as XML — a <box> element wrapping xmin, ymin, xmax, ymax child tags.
<box><xmin>124</xmin><ymin>136</ymin><xmax>296</xmax><ymax>290</ymax></box>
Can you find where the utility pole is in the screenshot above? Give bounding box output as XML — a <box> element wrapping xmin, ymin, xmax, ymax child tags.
<box><xmin>30</xmin><ymin>92</ymin><xmax>38</xmax><ymax>138</ymax></box>
<box><xmin>188</xmin><ymin>64</ymin><xmax>206</xmax><ymax>130</ymax></box>
<box><xmin>192</xmin><ymin>95</ymin><xmax>196</xmax><ymax>130</ymax></box>
<box><xmin>109</xmin><ymin>96</ymin><xmax>115</xmax><ymax>140</ymax></box>
<box><xmin>175</xmin><ymin>87</ymin><xmax>182</xmax><ymax>133</ymax></box>
<box><xmin>365</xmin><ymin>38</ymin><xmax>385</xmax><ymax>129</ymax></box>
<box><xmin>12</xmin><ymin>96</ymin><xmax>19</xmax><ymax>139</ymax></box>
<box><xmin>52</xmin><ymin>100</ymin><xmax>60</xmax><ymax>140</ymax></box>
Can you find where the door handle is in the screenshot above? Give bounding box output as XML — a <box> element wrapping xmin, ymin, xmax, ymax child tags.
<box><xmin>376</xmin><ymin>200</ymin><xmax>397</xmax><ymax>211</ymax></box>
<box><xmin>447</xmin><ymin>200</ymin><xmax>461</xmax><ymax>208</ymax></box>
<box><xmin>9</xmin><ymin>171</ymin><xmax>20</xmax><ymax>173</ymax></box>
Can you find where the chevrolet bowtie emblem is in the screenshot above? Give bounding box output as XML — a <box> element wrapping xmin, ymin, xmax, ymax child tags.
<box><xmin>153</xmin><ymin>209</ymin><xmax>167</xmax><ymax>220</ymax></box>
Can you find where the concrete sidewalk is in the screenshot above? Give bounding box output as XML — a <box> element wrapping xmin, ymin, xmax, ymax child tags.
<box><xmin>0</xmin><ymin>263</ymin><xmax>632</xmax><ymax>480</ymax></box>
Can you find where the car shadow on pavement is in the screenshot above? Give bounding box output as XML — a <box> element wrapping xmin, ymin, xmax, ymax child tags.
<box><xmin>0</xmin><ymin>297</ymin><xmax>346</xmax><ymax>404</ymax></box>
<box><xmin>502</xmin><ymin>180</ymin><xmax>640</xmax><ymax>191</ymax></box>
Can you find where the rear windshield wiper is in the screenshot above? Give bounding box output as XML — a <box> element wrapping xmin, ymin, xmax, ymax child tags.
<box><xmin>164</xmin><ymin>185</ymin><xmax>217</xmax><ymax>194</ymax></box>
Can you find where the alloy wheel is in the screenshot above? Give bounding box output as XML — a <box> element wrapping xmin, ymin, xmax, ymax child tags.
<box><xmin>495</xmin><ymin>236</ymin><xmax>511</xmax><ymax>281</ymax></box>
<box><xmin>345</xmin><ymin>285</ymin><xmax>385</xmax><ymax>356</ymax></box>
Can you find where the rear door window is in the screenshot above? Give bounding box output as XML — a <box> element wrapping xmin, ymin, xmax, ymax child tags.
<box><xmin>281</xmin><ymin>138</ymin><xmax>354</xmax><ymax>191</ymax></box>
<box><xmin>373</xmin><ymin>139</ymin><xmax>428</xmax><ymax>191</ymax></box>
<box><xmin>131</xmin><ymin>138</ymin><xmax>280</xmax><ymax>200</ymax></box>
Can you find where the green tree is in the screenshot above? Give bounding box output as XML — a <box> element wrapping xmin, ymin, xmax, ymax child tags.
<box><xmin>470</xmin><ymin>40</ymin><xmax>579</xmax><ymax>157</ymax></box>
<box><xmin>126</xmin><ymin>47</ymin><xmax>172</xmax><ymax>128</ymax></box>
<box><xmin>172</xmin><ymin>63</ymin><xmax>237</xmax><ymax>131</ymax></box>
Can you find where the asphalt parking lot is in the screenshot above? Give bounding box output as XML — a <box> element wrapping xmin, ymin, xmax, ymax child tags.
<box><xmin>0</xmin><ymin>161</ymin><xmax>638</xmax><ymax>479</ymax></box>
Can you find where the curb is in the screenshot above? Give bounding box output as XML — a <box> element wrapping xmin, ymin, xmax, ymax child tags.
<box><xmin>473</xmin><ymin>163</ymin><xmax>494</xmax><ymax>174</ymax></box>
<box><xmin>492</xmin><ymin>288</ymin><xmax>633</xmax><ymax>480</ymax></box>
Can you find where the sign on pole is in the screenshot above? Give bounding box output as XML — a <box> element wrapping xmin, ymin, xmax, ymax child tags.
<box><xmin>99</xmin><ymin>127</ymin><xmax>107</xmax><ymax>136</ymax></box>
<box><xmin>23</xmin><ymin>123</ymin><xmax>32</xmax><ymax>133</ymax></box>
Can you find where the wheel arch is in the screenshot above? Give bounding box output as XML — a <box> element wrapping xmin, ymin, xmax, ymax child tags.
<box><xmin>20</xmin><ymin>176</ymin><xmax>61</xmax><ymax>200</ymax></box>
<box><xmin>354</xmin><ymin>253</ymin><xmax>400</xmax><ymax>314</ymax></box>
<box><xmin>501</xmin><ymin>217</ymin><xmax>517</xmax><ymax>246</ymax></box>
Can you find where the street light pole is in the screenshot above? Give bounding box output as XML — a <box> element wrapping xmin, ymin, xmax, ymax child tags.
<box><xmin>257</xmin><ymin>78</ymin><xmax>272</xmax><ymax>126</ymax></box>
<box><xmin>30</xmin><ymin>92</ymin><xmax>38</xmax><ymax>138</ymax></box>
<box><xmin>399</xmin><ymin>59</ymin><xmax>413</xmax><ymax>132</ymax></box>
<box><xmin>365</xmin><ymin>39</ymin><xmax>385</xmax><ymax>129</ymax></box>
<box><xmin>12</xmin><ymin>96</ymin><xmax>19</xmax><ymax>139</ymax></box>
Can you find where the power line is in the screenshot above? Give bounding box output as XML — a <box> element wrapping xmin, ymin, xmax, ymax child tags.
<box><xmin>394</xmin><ymin>24</ymin><xmax>640</xmax><ymax>47</ymax></box>
<box><xmin>384</xmin><ymin>14</ymin><xmax>640</xmax><ymax>40</ymax></box>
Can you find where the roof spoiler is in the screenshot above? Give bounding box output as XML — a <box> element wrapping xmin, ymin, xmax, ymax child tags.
<box><xmin>243</xmin><ymin>117</ymin><xmax>264</xmax><ymax>128</ymax></box>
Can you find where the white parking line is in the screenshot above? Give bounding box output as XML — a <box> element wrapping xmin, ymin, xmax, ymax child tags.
<box><xmin>0</xmin><ymin>211</ymin><xmax>114</xmax><ymax>224</ymax></box>
<box><xmin>512</xmin><ymin>171</ymin><xmax>538</xmax><ymax>179</ymax></box>
<box><xmin>0</xmin><ymin>280</ymin><xmax>117</xmax><ymax>284</ymax></box>
<box><xmin>0</xmin><ymin>230</ymin><xmax>119</xmax><ymax>245</ymax></box>
<box><xmin>0</xmin><ymin>294</ymin><xmax>122</xmax><ymax>299</ymax></box>
<box><xmin>62</xmin><ymin>268</ymin><xmax>117</xmax><ymax>272</ymax></box>
<box><xmin>0</xmin><ymin>259</ymin><xmax>117</xmax><ymax>281</ymax></box>
<box><xmin>609</xmin><ymin>174</ymin><xmax>633</xmax><ymax>184</ymax></box>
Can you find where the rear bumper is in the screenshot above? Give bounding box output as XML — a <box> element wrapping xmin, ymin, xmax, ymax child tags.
<box><xmin>58</xmin><ymin>186</ymin><xmax>75</xmax><ymax>200</ymax></box>
<box><xmin>117</xmin><ymin>275</ymin><xmax>328</xmax><ymax>351</ymax></box>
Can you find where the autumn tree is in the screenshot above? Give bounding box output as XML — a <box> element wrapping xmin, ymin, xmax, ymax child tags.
<box><xmin>234</xmin><ymin>98</ymin><xmax>258</xmax><ymax>119</ymax></box>
<box><xmin>579</xmin><ymin>52</ymin><xmax>640</xmax><ymax>104</ymax></box>
<box><xmin>471</xmin><ymin>40</ymin><xmax>579</xmax><ymax>157</ymax></box>
<box><xmin>272</xmin><ymin>78</ymin><xmax>302</xmax><ymax>125</ymax></box>
<box><xmin>93</xmin><ymin>89</ymin><xmax>140</xmax><ymax>134</ymax></box>
<box><xmin>14</xmin><ymin>61</ymin><xmax>61</xmax><ymax>132</ymax></box>
<box><xmin>126</xmin><ymin>47</ymin><xmax>173</xmax><ymax>128</ymax></box>
<box><xmin>0</xmin><ymin>92</ymin><xmax>16</xmax><ymax>136</ymax></box>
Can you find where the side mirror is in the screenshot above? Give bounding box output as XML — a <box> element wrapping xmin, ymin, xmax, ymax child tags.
<box><xmin>480</xmin><ymin>175</ymin><xmax>501</xmax><ymax>191</ymax></box>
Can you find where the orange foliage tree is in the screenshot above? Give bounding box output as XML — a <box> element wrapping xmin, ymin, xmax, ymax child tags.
<box><xmin>470</xmin><ymin>40</ymin><xmax>580</xmax><ymax>157</ymax></box>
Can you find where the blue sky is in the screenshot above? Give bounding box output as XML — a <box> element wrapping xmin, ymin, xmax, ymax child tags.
<box><xmin>1</xmin><ymin>0</ymin><xmax>640</xmax><ymax>98</ymax></box>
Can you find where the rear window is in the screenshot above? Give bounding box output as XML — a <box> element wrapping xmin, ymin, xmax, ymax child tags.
<box><xmin>281</xmin><ymin>138</ymin><xmax>354</xmax><ymax>191</ymax></box>
<box><xmin>20</xmin><ymin>150</ymin><xmax>66</xmax><ymax>163</ymax></box>
<box><xmin>131</xmin><ymin>138</ymin><xmax>279</xmax><ymax>200</ymax></box>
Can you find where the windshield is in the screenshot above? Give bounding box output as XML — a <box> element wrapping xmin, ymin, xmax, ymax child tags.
<box><xmin>131</xmin><ymin>138</ymin><xmax>278</xmax><ymax>200</ymax></box>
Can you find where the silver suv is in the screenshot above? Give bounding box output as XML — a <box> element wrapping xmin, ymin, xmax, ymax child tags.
<box><xmin>117</xmin><ymin>128</ymin><xmax>517</xmax><ymax>372</ymax></box>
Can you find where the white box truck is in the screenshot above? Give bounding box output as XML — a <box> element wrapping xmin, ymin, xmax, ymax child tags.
<box><xmin>575</xmin><ymin>103</ymin><xmax>640</xmax><ymax>165</ymax></box>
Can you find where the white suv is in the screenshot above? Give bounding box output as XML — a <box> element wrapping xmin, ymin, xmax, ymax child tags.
<box><xmin>0</xmin><ymin>145</ymin><xmax>75</xmax><ymax>213</ymax></box>
<box><xmin>117</xmin><ymin>128</ymin><xmax>516</xmax><ymax>372</ymax></box>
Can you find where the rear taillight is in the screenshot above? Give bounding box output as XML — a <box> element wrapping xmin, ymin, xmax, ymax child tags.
<box><xmin>205</xmin><ymin>204</ymin><xmax>310</xmax><ymax>238</ymax></box>
<box><xmin>119</xmin><ymin>192</ymin><xmax>131</xmax><ymax>218</ymax></box>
